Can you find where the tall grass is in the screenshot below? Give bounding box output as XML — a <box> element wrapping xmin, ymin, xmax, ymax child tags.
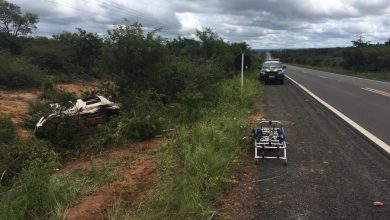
<box><xmin>0</xmin><ymin>160</ymin><xmax>80</xmax><ymax>220</ymax></box>
<box><xmin>128</xmin><ymin>71</ymin><xmax>260</xmax><ymax>219</ymax></box>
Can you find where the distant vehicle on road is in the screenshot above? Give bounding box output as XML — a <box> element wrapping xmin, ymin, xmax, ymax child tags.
<box><xmin>259</xmin><ymin>59</ymin><xmax>286</xmax><ymax>84</ymax></box>
<box><xmin>35</xmin><ymin>95</ymin><xmax>120</xmax><ymax>138</ymax></box>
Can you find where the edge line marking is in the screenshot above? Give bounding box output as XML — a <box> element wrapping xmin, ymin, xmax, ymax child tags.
<box><xmin>286</xmin><ymin>75</ymin><xmax>390</xmax><ymax>154</ymax></box>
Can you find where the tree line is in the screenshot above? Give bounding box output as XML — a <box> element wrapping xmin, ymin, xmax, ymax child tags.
<box><xmin>273</xmin><ymin>37</ymin><xmax>390</xmax><ymax>73</ymax></box>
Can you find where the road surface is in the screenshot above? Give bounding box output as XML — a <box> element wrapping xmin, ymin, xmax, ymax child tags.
<box><xmin>285</xmin><ymin>65</ymin><xmax>390</xmax><ymax>147</ymax></box>
<box><xmin>255</xmin><ymin>79</ymin><xmax>390</xmax><ymax>219</ymax></box>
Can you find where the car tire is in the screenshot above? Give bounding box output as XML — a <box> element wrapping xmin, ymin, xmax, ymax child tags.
<box><xmin>280</xmin><ymin>79</ymin><xmax>284</xmax><ymax>85</ymax></box>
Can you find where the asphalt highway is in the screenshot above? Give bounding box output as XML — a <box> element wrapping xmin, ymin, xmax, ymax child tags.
<box><xmin>285</xmin><ymin>65</ymin><xmax>390</xmax><ymax>147</ymax></box>
<box><xmin>255</xmin><ymin>79</ymin><xmax>390</xmax><ymax>219</ymax></box>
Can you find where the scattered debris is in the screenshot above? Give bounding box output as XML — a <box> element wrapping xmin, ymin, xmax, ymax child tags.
<box><xmin>373</xmin><ymin>201</ymin><xmax>384</xmax><ymax>206</ymax></box>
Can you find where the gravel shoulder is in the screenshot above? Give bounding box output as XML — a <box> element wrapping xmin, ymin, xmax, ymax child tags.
<box><xmin>254</xmin><ymin>79</ymin><xmax>390</xmax><ymax>219</ymax></box>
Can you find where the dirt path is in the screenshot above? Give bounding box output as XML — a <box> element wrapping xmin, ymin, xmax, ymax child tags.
<box><xmin>64</xmin><ymin>138</ymin><xmax>166</xmax><ymax>220</ymax></box>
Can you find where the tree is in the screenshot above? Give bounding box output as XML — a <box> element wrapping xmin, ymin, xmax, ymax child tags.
<box><xmin>53</xmin><ymin>28</ymin><xmax>103</xmax><ymax>73</ymax></box>
<box><xmin>102</xmin><ymin>22</ymin><xmax>171</xmax><ymax>97</ymax></box>
<box><xmin>385</xmin><ymin>38</ymin><xmax>390</xmax><ymax>46</ymax></box>
<box><xmin>351</xmin><ymin>34</ymin><xmax>370</xmax><ymax>48</ymax></box>
<box><xmin>0</xmin><ymin>0</ymin><xmax>38</xmax><ymax>36</ymax></box>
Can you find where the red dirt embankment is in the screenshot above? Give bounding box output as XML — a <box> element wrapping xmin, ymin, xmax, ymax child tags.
<box><xmin>64</xmin><ymin>138</ymin><xmax>166</xmax><ymax>220</ymax></box>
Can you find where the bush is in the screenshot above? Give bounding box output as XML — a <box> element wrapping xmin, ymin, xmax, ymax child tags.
<box><xmin>118</xmin><ymin>113</ymin><xmax>165</xmax><ymax>140</ymax></box>
<box><xmin>23</xmin><ymin>100</ymin><xmax>51</xmax><ymax>129</ymax></box>
<box><xmin>0</xmin><ymin>50</ymin><xmax>46</xmax><ymax>88</ymax></box>
<box><xmin>41</xmin><ymin>79</ymin><xmax>77</xmax><ymax>103</ymax></box>
<box><xmin>0</xmin><ymin>114</ymin><xmax>15</xmax><ymax>144</ymax></box>
<box><xmin>131</xmin><ymin>73</ymin><xmax>259</xmax><ymax>219</ymax></box>
<box><xmin>0</xmin><ymin>159</ymin><xmax>77</xmax><ymax>220</ymax></box>
<box><xmin>118</xmin><ymin>91</ymin><xmax>167</xmax><ymax>139</ymax></box>
<box><xmin>0</xmin><ymin>140</ymin><xmax>56</xmax><ymax>187</ymax></box>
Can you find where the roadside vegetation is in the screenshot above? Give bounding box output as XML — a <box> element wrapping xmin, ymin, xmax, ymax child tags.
<box><xmin>273</xmin><ymin>37</ymin><xmax>390</xmax><ymax>81</ymax></box>
<box><xmin>125</xmin><ymin>73</ymin><xmax>259</xmax><ymax>219</ymax></box>
<box><xmin>0</xmin><ymin>0</ymin><xmax>261</xmax><ymax>219</ymax></box>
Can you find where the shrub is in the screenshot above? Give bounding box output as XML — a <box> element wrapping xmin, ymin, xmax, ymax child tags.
<box><xmin>0</xmin><ymin>140</ymin><xmax>56</xmax><ymax>187</ymax></box>
<box><xmin>0</xmin><ymin>50</ymin><xmax>46</xmax><ymax>88</ymax></box>
<box><xmin>118</xmin><ymin>113</ymin><xmax>165</xmax><ymax>140</ymax></box>
<box><xmin>130</xmin><ymin>73</ymin><xmax>259</xmax><ymax>219</ymax></box>
<box><xmin>0</xmin><ymin>114</ymin><xmax>15</xmax><ymax>144</ymax></box>
<box><xmin>41</xmin><ymin>80</ymin><xmax>77</xmax><ymax>103</ymax></box>
<box><xmin>0</xmin><ymin>159</ymin><xmax>78</xmax><ymax>220</ymax></box>
<box><xmin>23</xmin><ymin>100</ymin><xmax>51</xmax><ymax>129</ymax></box>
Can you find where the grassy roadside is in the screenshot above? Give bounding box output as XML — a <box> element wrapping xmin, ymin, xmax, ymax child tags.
<box><xmin>0</xmin><ymin>70</ymin><xmax>261</xmax><ymax>220</ymax></box>
<box><xmin>109</xmin><ymin>71</ymin><xmax>261</xmax><ymax>219</ymax></box>
<box><xmin>290</xmin><ymin>63</ymin><xmax>390</xmax><ymax>82</ymax></box>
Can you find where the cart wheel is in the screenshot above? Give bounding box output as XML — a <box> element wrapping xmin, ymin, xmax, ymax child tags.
<box><xmin>254</xmin><ymin>158</ymin><xmax>259</xmax><ymax>165</ymax></box>
<box><xmin>283</xmin><ymin>160</ymin><xmax>288</xmax><ymax>166</ymax></box>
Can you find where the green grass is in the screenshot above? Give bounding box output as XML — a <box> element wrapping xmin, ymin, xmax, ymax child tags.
<box><xmin>0</xmin><ymin>151</ymin><xmax>126</xmax><ymax>220</ymax></box>
<box><xmin>290</xmin><ymin>63</ymin><xmax>390</xmax><ymax>82</ymax></box>
<box><xmin>0</xmin><ymin>160</ymin><xmax>80</xmax><ymax>220</ymax></box>
<box><xmin>120</xmin><ymin>71</ymin><xmax>261</xmax><ymax>219</ymax></box>
<box><xmin>0</xmin><ymin>71</ymin><xmax>261</xmax><ymax>220</ymax></box>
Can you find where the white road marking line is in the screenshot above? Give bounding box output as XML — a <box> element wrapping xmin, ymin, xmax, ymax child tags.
<box><xmin>361</xmin><ymin>87</ymin><xmax>390</xmax><ymax>98</ymax></box>
<box><xmin>291</xmin><ymin>65</ymin><xmax>390</xmax><ymax>85</ymax></box>
<box><xmin>286</xmin><ymin>75</ymin><xmax>390</xmax><ymax>155</ymax></box>
<box><xmin>319</xmin><ymin>76</ymin><xmax>329</xmax><ymax>79</ymax></box>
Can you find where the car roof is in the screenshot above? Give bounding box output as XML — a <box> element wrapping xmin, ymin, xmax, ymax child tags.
<box><xmin>264</xmin><ymin>61</ymin><xmax>281</xmax><ymax>64</ymax></box>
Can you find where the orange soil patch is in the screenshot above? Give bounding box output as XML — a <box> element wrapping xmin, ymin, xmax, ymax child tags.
<box><xmin>66</xmin><ymin>159</ymin><xmax>156</xmax><ymax>220</ymax></box>
<box><xmin>249</xmin><ymin>112</ymin><xmax>264</xmax><ymax>122</ymax></box>
<box><xmin>0</xmin><ymin>88</ymin><xmax>40</xmax><ymax>139</ymax></box>
<box><xmin>0</xmin><ymin>88</ymin><xmax>40</xmax><ymax>124</ymax></box>
<box><xmin>56</xmin><ymin>82</ymin><xmax>98</xmax><ymax>97</ymax></box>
<box><xmin>64</xmin><ymin>138</ymin><xmax>165</xmax><ymax>220</ymax></box>
<box><xmin>57</xmin><ymin>138</ymin><xmax>164</xmax><ymax>175</ymax></box>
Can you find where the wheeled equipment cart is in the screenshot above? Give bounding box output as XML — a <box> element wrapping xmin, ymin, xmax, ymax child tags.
<box><xmin>252</xmin><ymin>120</ymin><xmax>287</xmax><ymax>165</ymax></box>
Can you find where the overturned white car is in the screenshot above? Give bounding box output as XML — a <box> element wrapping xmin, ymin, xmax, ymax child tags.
<box><xmin>35</xmin><ymin>95</ymin><xmax>120</xmax><ymax>138</ymax></box>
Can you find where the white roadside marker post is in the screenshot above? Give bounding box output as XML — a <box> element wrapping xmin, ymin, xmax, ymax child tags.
<box><xmin>241</xmin><ymin>53</ymin><xmax>244</xmax><ymax>90</ymax></box>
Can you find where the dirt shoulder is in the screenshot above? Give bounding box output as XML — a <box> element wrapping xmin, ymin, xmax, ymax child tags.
<box><xmin>220</xmin><ymin>92</ymin><xmax>264</xmax><ymax>219</ymax></box>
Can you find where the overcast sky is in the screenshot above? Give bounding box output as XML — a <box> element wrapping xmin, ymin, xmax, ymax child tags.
<box><xmin>9</xmin><ymin>0</ymin><xmax>390</xmax><ymax>49</ymax></box>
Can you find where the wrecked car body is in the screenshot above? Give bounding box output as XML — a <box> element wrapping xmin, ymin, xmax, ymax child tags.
<box><xmin>34</xmin><ymin>95</ymin><xmax>120</xmax><ymax>138</ymax></box>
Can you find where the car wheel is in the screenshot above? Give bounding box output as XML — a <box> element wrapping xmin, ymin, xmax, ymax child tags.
<box><xmin>280</xmin><ymin>79</ymin><xmax>284</xmax><ymax>85</ymax></box>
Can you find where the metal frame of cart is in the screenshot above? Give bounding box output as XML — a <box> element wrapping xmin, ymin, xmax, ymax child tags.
<box><xmin>253</xmin><ymin>120</ymin><xmax>287</xmax><ymax>165</ymax></box>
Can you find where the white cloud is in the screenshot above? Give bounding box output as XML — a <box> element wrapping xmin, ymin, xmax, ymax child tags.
<box><xmin>7</xmin><ymin>0</ymin><xmax>390</xmax><ymax>48</ymax></box>
<box><xmin>175</xmin><ymin>12</ymin><xmax>202</xmax><ymax>32</ymax></box>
